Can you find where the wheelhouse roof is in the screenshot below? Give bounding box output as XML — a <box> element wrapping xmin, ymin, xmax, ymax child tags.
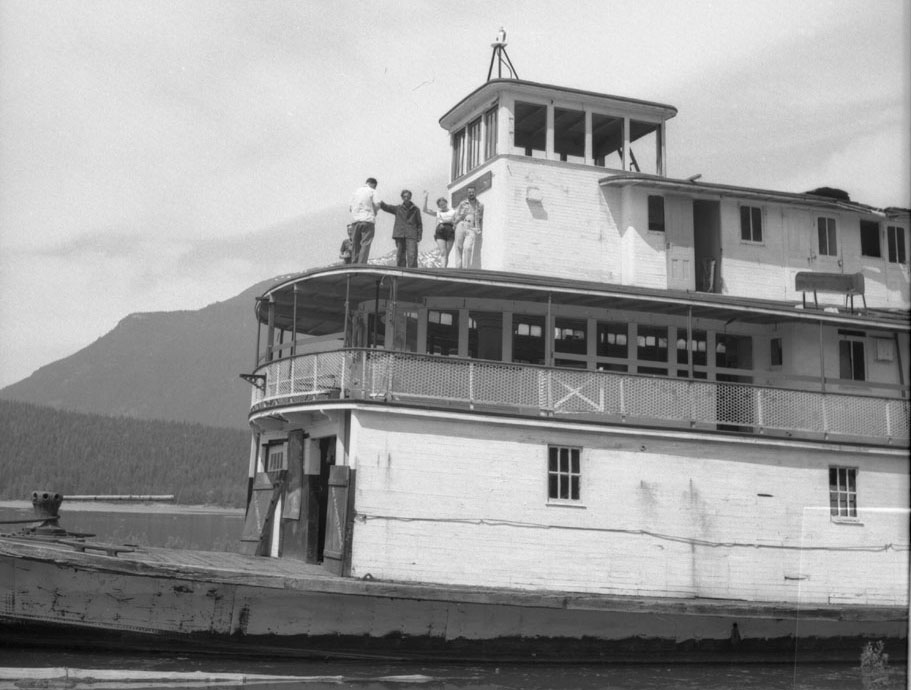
<box><xmin>255</xmin><ymin>266</ymin><xmax>910</xmax><ymax>336</ymax></box>
<box><xmin>439</xmin><ymin>79</ymin><xmax>678</xmax><ymax>131</ymax></box>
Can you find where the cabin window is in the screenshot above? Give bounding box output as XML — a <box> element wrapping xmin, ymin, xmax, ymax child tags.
<box><xmin>739</xmin><ymin>206</ymin><xmax>763</xmax><ymax>243</ymax></box>
<box><xmin>592</xmin><ymin>113</ymin><xmax>623</xmax><ymax>168</ymax></box>
<box><xmin>265</xmin><ymin>442</ymin><xmax>287</xmax><ymax>473</ymax></box>
<box><xmin>838</xmin><ymin>336</ymin><xmax>865</xmax><ymax>381</ymax></box>
<box><xmin>483</xmin><ymin>106</ymin><xmax>498</xmax><ymax>160</ymax></box>
<box><xmin>817</xmin><ymin>217</ymin><xmax>837</xmax><ymax>256</ymax></box>
<box><xmin>860</xmin><ymin>221</ymin><xmax>881</xmax><ymax>257</ymax></box>
<box><xmin>596</xmin><ymin>321</ymin><xmax>628</xmax><ymax>372</ymax></box>
<box><xmin>554</xmin><ymin>107</ymin><xmax>585</xmax><ymax>163</ymax></box>
<box><xmin>637</xmin><ymin>325</ymin><xmax>669</xmax><ymax>375</ymax></box>
<box><xmin>554</xmin><ymin>318</ymin><xmax>587</xmax><ymax>368</ymax></box>
<box><xmin>513</xmin><ymin>315</ymin><xmax>545</xmax><ymax>365</ymax></box>
<box><xmin>829</xmin><ymin>466</ymin><xmax>857</xmax><ymax>518</ymax></box>
<box><xmin>451</xmin><ymin>128</ymin><xmax>466</xmax><ymax>179</ymax></box>
<box><xmin>676</xmin><ymin>330</ymin><xmax>707</xmax><ymax>378</ymax></box>
<box><xmin>514</xmin><ymin>101</ymin><xmax>546</xmax><ymax>157</ymax></box>
<box><xmin>770</xmin><ymin>337</ymin><xmax>783</xmax><ymax>367</ymax></box>
<box><xmin>648</xmin><ymin>195</ymin><xmax>665</xmax><ymax>232</ymax></box>
<box><xmin>887</xmin><ymin>225</ymin><xmax>907</xmax><ymax>264</ymax></box>
<box><xmin>548</xmin><ymin>446</ymin><xmax>581</xmax><ymax>502</ymax></box>
<box><xmin>466</xmin><ymin>117</ymin><xmax>482</xmax><ymax>171</ymax></box>
<box><xmin>427</xmin><ymin>310</ymin><xmax>459</xmax><ymax>356</ymax></box>
<box><xmin>468</xmin><ymin>311</ymin><xmax>503</xmax><ymax>361</ymax></box>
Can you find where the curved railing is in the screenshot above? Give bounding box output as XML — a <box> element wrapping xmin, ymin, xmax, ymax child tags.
<box><xmin>249</xmin><ymin>349</ymin><xmax>909</xmax><ymax>446</ymax></box>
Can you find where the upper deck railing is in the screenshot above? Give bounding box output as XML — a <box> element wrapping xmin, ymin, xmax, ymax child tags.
<box><xmin>249</xmin><ymin>349</ymin><xmax>909</xmax><ymax>447</ymax></box>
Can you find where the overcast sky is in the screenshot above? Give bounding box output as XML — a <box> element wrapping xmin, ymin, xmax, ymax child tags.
<box><xmin>1</xmin><ymin>0</ymin><xmax>908</xmax><ymax>389</ymax></box>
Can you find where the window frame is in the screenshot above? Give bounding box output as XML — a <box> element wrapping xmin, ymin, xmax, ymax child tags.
<box><xmin>860</xmin><ymin>220</ymin><xmax>881</xmax><ymax>258</ymax></box>
<box><xmin>887</xmin><ymin>225</ymin><xmax>907</xmax><ymax>264</ymax></box>
<box><xmin>648</xmin><ymin>195</ymin><xmax>665</xmax><ymax>232</ymax></box>
<box><xmin>739</xmin><ymin>205</ymin><xmax>763</xmax><ymax>243</ymax></box>
<box><xmin>829</xmin><ymin>466</ymin><xmax>858</xmax><ymax>520</ymax></box>
<box><xmin>547</xmin><ymin>445</ymin><xmax>582</xmax><ymax>504</ymax></box>
<box><xmin>838</xmin><ymin>335</ymin><xmax>866</xmax><ymax>382</ymax></box>
<box><xmin>817</xmin><ymin>216</ymin><xmax>838</xmax><ymax>256</ymax></box>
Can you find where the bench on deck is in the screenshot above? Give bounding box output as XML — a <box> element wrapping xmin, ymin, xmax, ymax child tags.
<box><xmin>795</xmin><ymin>271</ymin><xmax>866</xmax><ymax>311</ymax></box>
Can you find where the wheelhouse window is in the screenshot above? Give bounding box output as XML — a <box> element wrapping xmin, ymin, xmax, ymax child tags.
<box><xmin>637</xmin><ymin>325</ymin><xmax>668</xmax><ymax>375</ymax></box>
<box><xmin>427</xmin><ymin>310</ymin><xmax>459</xmax><ymax>356</ymax></box>
<box><xmin>887</xmin><ymin>225</ymin><xmax>907</xmax><ymax>264</ymax></box>
<box><xmin>483</xmin><ymin>106</ymin><xmax>497</xmax><ymax>160</ymax></box>
<box><xmin>554</xmin><ymin>107</ymin><xmax>585</xmax><ymax>163</ymax></box>
<box><xmin>451</xmin><ymin>116</ymin><xmax>483</xmax><ymax>180</ymax></box>
<box><xmin>451</xmin><ymin>128</ymin><xmax>466</xmax><ymax>180</ymax></box>
<box><xmin>817</xmin><ymin>217</ymin><xmax>837</xmax><ymax>256</ymax></box>
<box><xmin>596</xmin><ymin>321</ymin><xmax>628</xmax><ymax>372</ymax></box>
<box><xmin>648</xmin><ymin>195</ymin><xmax>665</xmax><ymax>232</ymax></box>
<box><xmin>860</xmin><ymin>221</ymin><xmax>881</xmax><ymax>258</ymax></box>
<box><xmin>740</xmin><ymin>206</ymin><xmax>763</xmax><ymax>242</ymax></box>
<box><xmin>548</xmin><ymin>446</ymin><xmax>580</xmax><ymax>502</ymax></box>
<box><xmin>838</xmin><ymin>332</ymin><xmax>865</xmax><ymax>381</ymax></box>
<box><xmin>676</xmin><ymin>329</ymin><xmax>707</xmax><ymax>378</ymax></box>
<box><xmin>829</xmin><ymin>466</ymin><xmax>857</xmax><ymax>518</ymax></box>
<box><xmin>513</xmin><ymin>315</ymin><xmax>545</xmax><ymax>365</ymax></box>
<box><xmin>592</xmin><ymin>113</ymin><xmax>623</xmax><ymax>168</ymax></box>
<box><xmin>514</xmin><ymin>101</ymin><xmax>546</xmax><ymax>158</ymax></box>
<box><xmin>466</xmin><ymin>117</ymin><xmax>482</xmax><ymax>171</ymax></box>
<box><xmin>554</xmin><ymin>318</ymin><xmax>587</xmax><ymax>368</ymax></box>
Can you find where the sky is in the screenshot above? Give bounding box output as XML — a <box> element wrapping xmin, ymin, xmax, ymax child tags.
<box><xmin>0</xmin><ymin>0</ymin><xmax>909</xmax><ymax>389</ymax></box>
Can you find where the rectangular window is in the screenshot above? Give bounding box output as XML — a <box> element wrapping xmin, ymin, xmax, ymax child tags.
<box><xmin>483</xmin><ymin>106</ymin><xmax>497</xmax><ymax>160</ymax></box>
<box><xmin>860</xmin><ymin>220</ymin><xmax>881</xmax><ymax>257</ymax></box>
<box><xmin>591</xmin><ymin>113</ymin><xmax>623</xmax><ymax>168</ymax></box>
<box><xmin>648</xmin><ymin>195</ymin><xmax>665</xmax><ymax>232</ymax></box>
<box><xmin>838</xmin><ymin>338</ymin><xmax>865</xmax><ymax>381</ymax></box>
<box><xmin>740</xmin><ymin>205</ymin><xmax>763</xmax><ymax>242</ymax></box>
<box><xmin>468</xmin><ymin>311</ymin><xmax>503</xmax><ymax>360</ymax></box>
<box><xmin>887</xmin><ymin>225</ymin><xmax>907</xmax><ymax>264</ymax></box>
<box><xmin>427</xmin><ymin>309</ymin><xmax>459</xmax><ymax>356</ymax></box>
<box><xmin>637</xmin><ymin>325</ymin><xmax>668</xmax><ymax>375</ymax></box>
<box><xmin>451</xmin><ymin>129</ymin><xmax>466</xmax><ymax>179</ymax></box>
<box><xmin>676</xmin><ymin>329</ymin><xmax>707</xmax><ymax>378</ymax></box>
<box><xmin>513</xmin><ymin>315</ymin><xmax>545</xmax><ymax>365</ymax></box>
<box><xmin>265</xmin><ymin>442</ymin><xmax>286</xmax><ymax>472</ymax></box>
<box><xmin>554</xmin><ymin>107</ymin><xmax>585</xmax><ymax>163</ymax></box>
<box><xmin>514</xmin><ymin>101</ymin><xmax>546</xmax><ymax>157</ymax></box>
<box><xmin>817</xmin><ymin>217</ymin><xmax>837</xmax><ymax>256</ymax></box>
<box><xmin>548</xmin><ymin>446</ymin><xmax>580</xmax><ymax>501</ymax></box>
<box><xmin>829</xmin><ymin>466</ymin><xmax>857</xmax><ymax>518</ymax></box>
<box><xmin>770</xmin><ymin>337</ymin><xmax>783</xmax><ymax>367</ymax></box>
<box><xmin>466</xmin><ymin>117</ymin><xmax>482</xmax><ymax>171</ymax></box>
<box><xmin>596</xmin><ymin>321</ymin><xmax>628</xmax><ymax>372</ymax></box>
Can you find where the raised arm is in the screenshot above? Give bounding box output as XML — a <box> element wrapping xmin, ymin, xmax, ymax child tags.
<box><xmin>421</xmin><ymin>192</ymin><xmax>436</xmax><ymax>218</ymax></box>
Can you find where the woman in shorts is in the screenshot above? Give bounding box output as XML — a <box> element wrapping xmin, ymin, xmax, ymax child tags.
<box><xmin>422</xmin><ymin>192</ymin><xmax>458</xmax><ymax>267</ymax></box>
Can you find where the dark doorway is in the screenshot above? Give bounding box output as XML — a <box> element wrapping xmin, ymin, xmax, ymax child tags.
<box><xmin>716</xmin><ymin>335</ymin><xmax>754</xmax><ymax>432</ymax></box>
<box><xmin>693</xmin><ymin>200</ymin><xmax>722</xmax><ymax>292</ymax></box>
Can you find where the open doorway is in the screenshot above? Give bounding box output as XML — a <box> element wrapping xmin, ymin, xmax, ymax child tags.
<box><xmin>694</xmin><ymin>200</ymin><xmax>722</xmax><ymax>293</ymax></box>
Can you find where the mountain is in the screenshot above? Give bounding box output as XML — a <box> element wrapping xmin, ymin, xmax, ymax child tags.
<box><xmin>0</xmin><ymin>277</ymin><xmax>279</xmax><ymax>430</ymax></box>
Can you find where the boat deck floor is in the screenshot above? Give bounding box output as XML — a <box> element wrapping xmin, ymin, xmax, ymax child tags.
<box><xmin>1</xmin><ymin>533</ymin><xmax>906</xmax><ymax>622</ymax></box>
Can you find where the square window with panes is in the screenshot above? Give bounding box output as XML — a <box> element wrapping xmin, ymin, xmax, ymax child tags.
<box><xmin>838</xmin><ymin>332</ymin><xmax>865</xmax><ymax>381</ymax></box>
<box><xmin>740</xmin><ymin>206</ymin><xmax>763</xmax><ymax>242</ymax></box>
<box><xmin>829</xmin><ymin>466</ymin><xmax>857</xmax><ymax>518</ymax></box>
<box><xmin>548</xmin><ymin>446</ymin><xmax>580</xmax><ymax>502</ymax></box>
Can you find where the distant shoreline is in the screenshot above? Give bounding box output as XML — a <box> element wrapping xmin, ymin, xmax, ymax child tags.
<box><xmin>0</xmin><ymin>500</ymin><xmax>243</xmax><ymax>516</ymax></box>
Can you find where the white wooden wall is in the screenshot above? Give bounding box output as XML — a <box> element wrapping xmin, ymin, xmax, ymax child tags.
<box><xmin>348</xmin><ymin>410</ymin><xmax>909</xmax><ymax>606</ymax></box>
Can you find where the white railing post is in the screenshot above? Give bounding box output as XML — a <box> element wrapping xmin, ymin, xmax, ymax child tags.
<box><xmin>469</xmin><ymin>362</ymin><xmax>475</xmax><ymax>407</ymax></box>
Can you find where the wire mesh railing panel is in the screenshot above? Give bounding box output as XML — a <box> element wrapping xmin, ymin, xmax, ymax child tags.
<box><xmin>391</xmin><ymin>355</ymin><xmax>473</xmax><ymax>402</ymax></box>
<box><xmin>757</xmin><ymin>388</ymin><xmax>823</xmax><ymax>434</ymax></box>
<box><xmin>824</xmin><ymin>394</ymin><xmax>890</xmax><ymax>439</ymax></box>
<box><xmin>549</xmin><ymin>369</ymin><xmax>608</xmax><ymax>414</ymax></box>
<box><xmin>470</xmin><ymin>360</ymin><xmax>541</xmax><ymax>408</ymax></box>
<box><xmin>887</xmin><ymin>399</ymin><xmax>910</xmax><ymax>439</ymax></box>
<box><xmin>621</xmin><ymin>376</ymin><xmax>697</xmax><ymax>422</ymax></box>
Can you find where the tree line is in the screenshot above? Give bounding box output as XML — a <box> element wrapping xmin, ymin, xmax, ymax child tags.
<box><xmin>0</xmin><ymin>399</ymin><xmax>249</xmax><ymax>507</ymax></box>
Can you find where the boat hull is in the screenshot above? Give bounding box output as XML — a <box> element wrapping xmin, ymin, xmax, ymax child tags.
<box><xmin>1</xmin><ymin>539</ymin><xmax>906</xmax><ymax>663</ymax></box>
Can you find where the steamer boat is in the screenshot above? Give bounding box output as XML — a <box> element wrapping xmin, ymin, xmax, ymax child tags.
<box><xmin>2</xmin><ymin>42</ymin><xmax>908</xmax><ymax>662</ymax></box>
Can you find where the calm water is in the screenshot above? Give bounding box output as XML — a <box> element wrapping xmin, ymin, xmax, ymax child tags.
<box><xmin>0</xmin><ymin>502</ymin><xmax>906</xmax><ymax>689</ymax></box>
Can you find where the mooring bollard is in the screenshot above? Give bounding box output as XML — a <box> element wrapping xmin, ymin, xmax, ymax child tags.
<box><xmin>30</xmin><ymin>490</ymin><xmax>66</xmax><ymax>535</ymax></box>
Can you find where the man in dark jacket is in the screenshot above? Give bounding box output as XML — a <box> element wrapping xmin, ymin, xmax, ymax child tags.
<box><xmin>380</xmin><ymin>189</ymin><xmax>423</xmax><ymax>267</ymax></box>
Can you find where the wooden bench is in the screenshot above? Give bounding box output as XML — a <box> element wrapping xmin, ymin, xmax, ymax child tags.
<box><xmin>795</xmin><ymin>271</ymin><xmax>866</xmax><ymax>311</ymax></box>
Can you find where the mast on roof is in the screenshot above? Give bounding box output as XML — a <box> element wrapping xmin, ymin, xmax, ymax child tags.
<box><xmin>487</xmin><ymin>27</ymin><xmax>518</xmax><ymax>81</ymax></box>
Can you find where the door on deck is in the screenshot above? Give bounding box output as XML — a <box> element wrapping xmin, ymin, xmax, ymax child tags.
<box><xmin>693</xmin><ymin>200</ymin><xmax>721</xmax><ymax>292</ymax></box>
<box><xmin>666</xmin><ymin>197</ymin><xmax>695</xmax><ymax>291</ymax></box>
<box><xmin>277</xmin><ymin>433</ymin><xmax>335</xmax><ymax>563</ymax></box>
<box><xmin>715</xmin><ymin>334</ymin><xmax>754</xmax><ymax>432</ymax></box>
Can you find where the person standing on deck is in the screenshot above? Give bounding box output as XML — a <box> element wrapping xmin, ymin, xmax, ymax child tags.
<box><xmin>453</xmin><ymin>185</ymin><xmax>483</xmax><ymax>269</ymax></box>
<box><xmin>349</xmin><ymin>177</ymin><xmax>380</xmax><ymax>263</ymax></box>
<box><xmin>421</xmin><ymin>192</ymin><xmax>457</xmax><ymax>267</ymax></box>
<box><xmin>380</xmin><ymin>190</ymin><xmax>423</xmax><ymax>267</ymax></box>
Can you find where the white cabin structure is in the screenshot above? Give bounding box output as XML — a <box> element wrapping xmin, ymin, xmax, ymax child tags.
<box><xmin>239</xmin><ymin>71</ymin><xmax>909</xmax><ymax>647</ymax></box>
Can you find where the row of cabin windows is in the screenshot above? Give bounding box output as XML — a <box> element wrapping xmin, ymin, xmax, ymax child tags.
<box><xmin>392</xmin><ymin>311</ymin><xmax>872</xmax><ymax>383</ymax></box>
<box><xmin>548</xmin><ymin>444</ymin><xmax>859</xmax><ymax>520</ymax></box>
<box><xmin>648</xmin><ymin>195</ymin><xmax>908</xmax><ymax>262</ymax></box>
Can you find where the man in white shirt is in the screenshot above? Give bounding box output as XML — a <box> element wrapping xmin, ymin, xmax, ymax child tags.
<box><xmin>349</xmin><ymin>177</ymin><xmax>380</xmax><ymax>263</ymax></box>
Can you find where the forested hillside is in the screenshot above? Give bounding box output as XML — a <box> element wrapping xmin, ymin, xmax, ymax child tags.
<box><xmin>0</xmin><ymin>400</ymin><xmax>248</xmax><ymax>507</ymax></box>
